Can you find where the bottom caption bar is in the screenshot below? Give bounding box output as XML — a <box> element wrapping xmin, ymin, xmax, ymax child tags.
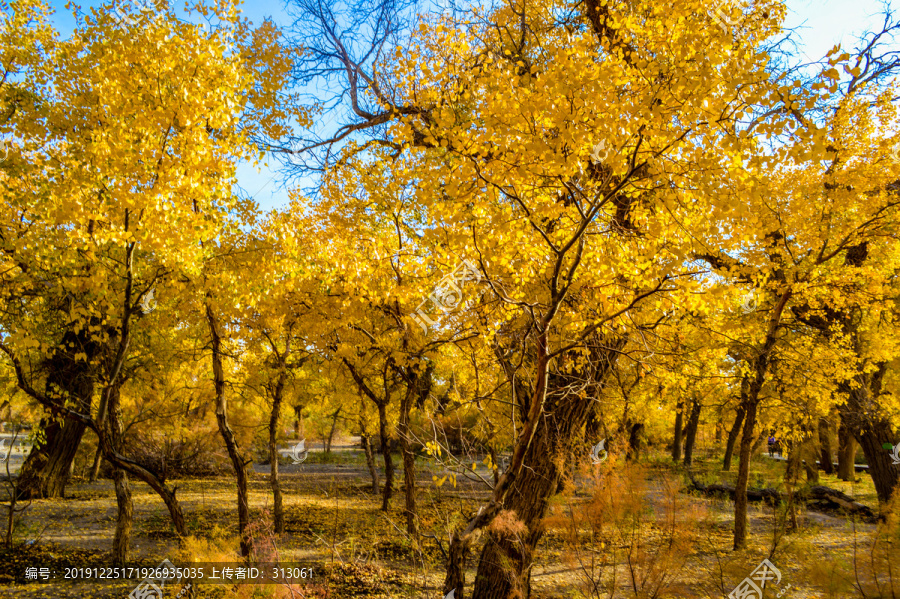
<box><xmin>20</xmin><ymin>560</ymin><xmax>321</xmax><ymax>586</ymax></box>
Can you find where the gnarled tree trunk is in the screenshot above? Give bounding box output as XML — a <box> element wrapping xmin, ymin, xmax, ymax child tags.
<box><xmin>469</xmin><ymin>338</ymin><xmax>622</xmax><ymax>599</ymax></box>
<box><xmin>818</xmin><ymin>417</ymin><xmax>834</xmax><ymax>475</ymax></box>
<box><xmin>672</xmin><ymin>400</ymin><xmax>684</xmax><ymax>462</ymax></box>
<box><xmin>88</xmin><ymin>444</ymin><xmax>103</xmax><ymax>482</ymax></box>
<box><xmin>268</xmin><ymin>368</ymin><xmax>288</xmax><ymax>534</ymax></box>
<box><xmin>398</xmin><ymin>385</ymin><xmax>418</xmax><ymax>537</ymax></box>
<box><xmin>17</xmin><ymin>417</ymin><xmax>87</xmax><ymax>499</ymax></box>
<box><xmin>377</xmin><ymin>401</ymin><xmax>394</xmax><ymax>511</ymax></box>
<box><xmin>683</xmin><ymin>397</ymin><xmax>702</xmax><ymax>467</ymax></box>
<box><xmin>839</xmin><ymin>369</ymin><xmax>899</xmax><ymax>503</ymax></box>
<box><xmin>722</xmin><ymin>385</ymin><xmax>748</xmax><ymax>472</ymax></box>
<box><xmin>325</xmin><ymin>408</ymin><xmax>341</xmax><ymax>454</ymax></box>
<box><xmin>627</xmin><ymin>421</ymin><xmax>644</xmax><ymax>461</ymax></box>
<box><xmin>396</xmin><ymin>360</ymin><xmax>432</xmax><ymax>538</ymax></box>
<box><xmin>207</xmin><ymin>304</ymin><xmax>251</xmax><ymax>557</ymax></box>
<box><xmin>471</xmin><ymin>384</ymin><xmax>603</xmax><ymax>598</ymax></box>
<box><xmin>837</xmin><ymin>417</ymin><xmax>857</xmax><ymax>481</ymax></box>
<box><xmin>734</xmin><ymin>291</ymin><xmax>790</xmax><ymax>550</ymax></box>
<box><xmin>108</xmin><ymin>385</ymin><xmax>133</xmax><ymax>565</ymax></box>
<box><xmin>17</xmin><ymin>328</ymin><xmax>102</xmax><ymax>499</ymax></box>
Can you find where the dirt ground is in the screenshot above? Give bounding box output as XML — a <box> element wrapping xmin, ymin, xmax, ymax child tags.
<box><xmin>0</xmin><ymin>439</ymin><xmax>888</xmax><ymax>599</ymax></box>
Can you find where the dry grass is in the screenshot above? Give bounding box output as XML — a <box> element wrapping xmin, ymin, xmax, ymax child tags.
<box><xmin>0</xmin><ymin>446</ymin><xmax>893</xmax><ymax>599</ymax></box>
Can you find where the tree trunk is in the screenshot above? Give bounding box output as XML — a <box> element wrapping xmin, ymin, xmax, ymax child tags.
<box><xmin>398</xmin><ymin>386</ymin><xmax>418</xmax><ymax>537</ymax></box>
<box><xmin>837</xmin><ymin>418</ymin><xmax>857</xmax><ymax>481</ymax></box>
<box><xmin>111</xmin><ymin>467</ymin><xmax>132</xmax><ymax>565</ymax></box>
<box><xmin>853</xmin><ymin>414</ymin><xmax>898</xmax><ymax>502</ymax></box>
<box><xmin>396</xmin><ymin>362</ymin><xmax>432</xmax><ymax>539</ymax></box>
<box><xmin>87</xmin><ymin>415</ymin><xmax>190</xmax><ymax>545</ymax></box>
<box><xmin>325</xmin><ymin>408</ymin><xmax>341</xmax><ymax>454</ymax></box>
<box><xmin>796</xmin><ymin>435</ymin><xmax>819</xmax><ymax>483</ymax></box>
<box><xmin>16</xmin><ymin>327</ymin><xmax>103</xmax><ymax>499</ymax></box>
<box><xmin>377</xmin><ymin>401</ymin><xmax>394</xmax><ymax>512</ymax></box>
<box><xmin>89</xmin><ymin>388</ymin><xmax>112</xmax><ymax>483</ymax></box>
<box><xmin>490</xmin><ymin>445</ymin><xmax>500</xmax><ymax>486</ymax></box>
<box><xmin>107</xmin><ymin>386</ymin><xmax>132</xmax><ymax>565</ymax></box>
<box><xmin>269</xmin><ymin>369</ymin><xmax>287</xmax><ymax>535</ymax></box>
<box><xmin>840</xmin><ymin>372</ymin><xmax>899</xmax><ymax>503</ymax></box>
<box><xmin>343</xmin><ymin>360</ymin><xmax>395</xmax><ymax>511</ymax></box>
<box><xmin>4</xmin><ymin>490</ymin><xmax>13</xmax><ymax>548</ymax></box>
<box><xmin>782</xmin><ymin>440</ymin><xmax>800</xmax><ymax>530</ymax></box>
<box><xmin>88</xmin><ymin>443</ymin><xmax>104</xmax><ymax>482</ymax></box>
<box><xmin>734</xmin><ymin>291</ymin><xmax>790</xmax><ymax>550</ymax></box>
<box><xmin>804</xmin><ymin>457</ymin><xmax>819</xmax><ymax>483</ymax></box>
<box><xmin>361</xmin><ymin>433</ymin><xmax>379</xmax><ymax>494</ymax></box>
<box><xmin>470</xmin><ymin>339</ymin><xmax>622</xmax><ymax>599</ymax></box>
<box><xmin>627</xmin><ymin>422</ymin><xmax>644</xmax><ymax>461</ymax></box>
<box><xmin>723</xmin><ymin>401</ymin><xmax>746</xmax><ymax>472</ymax></box>
<box><xmin>734</xmin><ymin>397</ymin><xmax>759</xmax><ymax>550</ymax></box>
<box><xmin>683</xmin><ymin>397</ymin><xmax>702</xmax><ymax>467</ymax></box>
<box><xmin>672</xmin><ymin>400</ymin><xmax>684</xmax><ymax>462</ymax></box>
<box><xmin>818</xmin><ymin>417</ymin><xmax>834</xmax><ymax>475</ymax></box>
<box><xmin>16</xmin><ymin>416</ymin><xmax>88</xmax><ymax>499</ymax></box>
<box><xmin>1</xmin><ymin>333</ymin><xmax>189</xmax><ymax>547</ymax></box>
<box><xmin>471</xmin><ymin>384</ymin><xmax>600</xmax><ymax>599</ymax></box>
<box><xmin>446</xmin><ymin>530</ymin><xmax>470</xmax><ymax>599</ymax></box>
<box><xmin>206</xmin><ymin>304</ymin><xmax>251</xmax><ymax>557</ymax></box>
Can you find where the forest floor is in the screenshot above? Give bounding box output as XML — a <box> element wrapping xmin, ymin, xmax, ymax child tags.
<box><xmin>0</xmin><ymin>438</ymin><xmax>892</xmax><ymax>599</ymax></box>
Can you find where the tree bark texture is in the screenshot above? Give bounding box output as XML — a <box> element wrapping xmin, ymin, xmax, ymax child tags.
<box><xmin>672</xmin><ymin>400</ymin><xmax>684</xmax><ymax>462</ymax></box>
<box><xmin>269</xmin><ymin>368</ymin><xmax>288</xmax><ymax>534</ymax></box>
<box><xmin>206</xmin><ymin>303</ymin><xmax>251</xmax><ymax>557</ymax></box>
<box><xmin>682</xmin><ymin>397</ymin><xmax>702</xmax><ymax>467</ymax></box>
<box><xmin>818</xmin><ymin>417</ymin><xmax>834</xmax><ymax>475</ymax></box>
<box><xmin>17</xmin><ymin>328</ymin><xmax>104</xmax><ymax>499</ymax></box>
<box><xmin>470</xmin><ymin>338</ymin><xmax>623</xmax><ymax>599</ymax></box>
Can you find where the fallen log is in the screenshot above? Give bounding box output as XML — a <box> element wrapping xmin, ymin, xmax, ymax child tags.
<box><xmin>687</xmin><ymin>476</ymin><xmax>879</xmax><ymax>523</ymax></box>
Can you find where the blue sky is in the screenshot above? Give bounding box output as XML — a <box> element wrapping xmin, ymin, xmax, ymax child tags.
<box><xmin>41</xmin><ymin>0</ymin><xmax>899</xmax><ymax>211</ymax></box>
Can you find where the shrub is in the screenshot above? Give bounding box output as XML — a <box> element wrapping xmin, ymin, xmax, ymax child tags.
<box><xmin>119</xmin><ymin>425</ymin><xmax>230</xmax><ymax>480</ymax></box>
